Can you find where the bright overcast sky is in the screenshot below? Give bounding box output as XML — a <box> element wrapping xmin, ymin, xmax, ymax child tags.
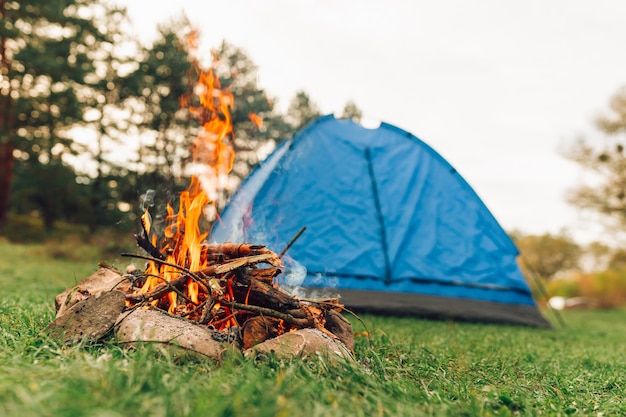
<box><xmin>122</xmin><ymin>0</ymin><xmax>626</xmax><ymax>244</ymax></box>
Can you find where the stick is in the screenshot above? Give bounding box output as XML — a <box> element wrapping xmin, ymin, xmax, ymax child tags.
<box><xmin>181</xmin><ymin>298</ymin><xmax>208</xmax><ymax>318</ymax></box>
<box><xmin>227</xmin><ymin>301</ymin><xmax>313</xmax><ymax>327</ymax></box>
<box><xmin>134</xmin><ymin>233</ymin><xmax>166</xmax><ymax>261</ymax></box>
<box><xmin>199</xmin><ymin>300</ymin><xmax>217</xmax><ymax>324</ymax></box>
<box><xmin>211</xmin><ymin>254</ymin><xmax>274</xmax><ymax>274</ymax></box>
<box><xmin>278</xmin><ymin>226</ymin><xmax>306</xmax><ymax>258</ymax></box>
<box><xmin>143</xmin><ymin>273</ymin><xmax>195</xmax><ymax>304</ymax></box>
<box><xmin>121</xmin><ymin>253</ymin><xmax>205</xmax><ymax>284</ymax></box>
<box><xmin>125</xmin><ymin>274</ymin><xmax>191</xmax><ymax>302</ymax></box>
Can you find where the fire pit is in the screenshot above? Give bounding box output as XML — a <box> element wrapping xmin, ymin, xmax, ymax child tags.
<box><xmin>45</xmin><ymin>241</ymin><xmax>354</xmax><ymax>361</ymax></box>
<box><xmin>44</xmin><ymin>38</ymin><xmax>354</xmax><ymax>362</ymax></box>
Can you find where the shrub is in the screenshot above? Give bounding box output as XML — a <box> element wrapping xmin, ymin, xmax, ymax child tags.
<box><xmin>0</xmin><ymin>214</ymin><xmax>47</xmax><ymax>243</ymax></box>
<box><xmin>546</xmin><ymin>270</ymin><xmax>626</xmax><ymax>309</ymax></box>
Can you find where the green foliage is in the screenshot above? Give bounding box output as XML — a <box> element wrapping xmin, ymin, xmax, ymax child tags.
<box><xmin>10</xmin><ymin>161</ymin><xmax>90</xmax><ymax>228</ymax></box>
<box><xmin>544</xmin><ymin>277</ymin><xmax>581</xmax><ymax>300</ymax></box>
<box><xmin>513</xmin><ymin>231</ymin><xmax>582</xmax><ymax>280</ymax></box>
<box><xmin>0</xmin><ymin>214</ymin><xmax>47</xmax><ymax>243</ymax></box>
<box><xmin>2</xmin><ymin>0</ymin><xmax>144</xmax><ymax>231</ymax></box>
<box><xmin>7</xmin><ymin>0</ymin><xmax>105</xmax><ymax>160</ymax></box>
<box><xmin>607</xmin><ymin>248</ymin><xmax>626</xmax><ymax>270</ymax></box>
<box><xmin>548</xmin><ymin>269</ymin><xmax>626</xmax><ymax>308</ymax></box>
<box><xmin>564</xmin><ymin>86</ymin><xmax>626</xmax><ymax>227</ymax></box>
<box><xmin>125</xmin><ymin>16</ymin><xmax>195</xmax><ymax>193</ymax></box>
<box><xmin>340</xmin><ymin>101</ymin><xmax>363</xmax><ymax>122</ymax></box>
<box><xmin>286</xmin><ymin>90</ymin><xmax>323</xmax><ymax>131</ymax></box>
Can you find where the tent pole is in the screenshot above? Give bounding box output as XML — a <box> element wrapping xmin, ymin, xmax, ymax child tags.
<box><xmin>365</xmin><ymin>148</ymin><xmax>392</xmax><ymax>285</ymax></box>
<box><xmin>520</xmin><ymin>255</ymin><xmax>566</xmax><ymax>328</ymax></box>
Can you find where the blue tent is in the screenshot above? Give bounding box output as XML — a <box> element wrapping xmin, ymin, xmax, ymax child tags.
<box><xmin>212</xmin><ymin>115</ymin><xmax>550</xmax><ymax>327</ymax></box>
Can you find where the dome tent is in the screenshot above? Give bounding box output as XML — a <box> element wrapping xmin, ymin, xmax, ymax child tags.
<box><xmin>211</xmin><ymin>115</ymin><xmax>550</xmax><ymax>327</ymax></box>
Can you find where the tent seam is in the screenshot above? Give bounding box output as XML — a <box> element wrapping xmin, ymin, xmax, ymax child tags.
<box><xmin>365</xmin><ymin>146</ymin><xmax>392</xmax><ymax>285</ymax></box>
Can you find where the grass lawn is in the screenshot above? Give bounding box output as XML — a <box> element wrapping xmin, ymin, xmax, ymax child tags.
<box><xmin>1</xmin><ymin>240</ymin><xmax>625</xmax><ymax>416</ymax></box>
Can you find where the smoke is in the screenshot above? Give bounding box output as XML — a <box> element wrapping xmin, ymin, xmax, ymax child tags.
<box><xmin>139</xmin><ymin>189</ymin><xmax>168</xmax><ymax>238</ymax></box>
<box><xmin>276</xmin><ymin>257</ymin><xmax>308</xmax><ymax>298</ymax></box>
<box><xmin>276</xmin><ymin>257</ymin><xmax>340</xmax><ymax>300</ymax></box>
<box><xmin>141</xmin><ymin>189</ymin><xmax>156</xmax><ymax>211</ymax></box>
<box><xmin>279</xmin><ymin>256</ymin><xmax>307</xmax><ymax>287</ymax></box>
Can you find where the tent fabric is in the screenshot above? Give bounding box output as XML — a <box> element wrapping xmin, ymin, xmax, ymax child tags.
<box><xmin>211</xmin><ymin>115</ymin><xmax>551</xmax><ymax>327</ymax></box>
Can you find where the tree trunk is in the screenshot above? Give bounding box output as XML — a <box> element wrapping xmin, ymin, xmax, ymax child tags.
<box><xmin>0</xmin><ymin>141</ymin><xmax>13</xmax><ymax>231</ymax></box>
<box><xmin>0</xmin><ymin>0</ymin><xmax>14</xmax><ymax>232</ymax></box>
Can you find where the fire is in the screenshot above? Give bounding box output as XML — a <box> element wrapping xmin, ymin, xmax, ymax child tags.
<box><xmin>126</xmin><ymin>32</ymin><xmax>326</xmax><ymax>339</ymax></box>
<box><xmin>136</xmin><ymin>30</ymin><xmax>236</xmax><ymax>318</ymax></box>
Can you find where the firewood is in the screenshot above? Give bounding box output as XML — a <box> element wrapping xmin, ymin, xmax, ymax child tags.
<box><xmin>115</xmin><ymin>308</ymin><xmax>238</xmax><ymax>361</ymax></box>
<box><xmin>55</xmin><ymin>267</ymin><xmax>131</xmax><ymax>317</ymax></box>
<box><xmin>324</xmin><ymin>310</ymin><xmax>354</xmax><ymax>351</ymax></box>
<box><xmin>125</xmin><ymin>255</ymin><xmax>278</xmax><ymax>302</ymax></box>
<box><xmin>118</xmin><ymin>239</ymin><xmax>353</xmax><ymax>354</ymax></box>
<box><xmin>46</xmin><ymin>290</ymin><xmax>126</xmax><ymax>344</ymax></box>
<box><xmin>125</xmin><ymin>273</ymin><xmax>197</xmax><ymax>303</ymax></box>
<box><xmin>245</xmin><ymin>267</ymin><xmax>281</xmax><ymax>284</ymax></box>
<box><xmin>242</xmin><ymin>316</ymin><xmax>282</xmax><ymax>349</ymax></box>
<box><xmin>134</xmin><ymin>233</ymin><xmax>166</xmax><ymax>261</ymax></box>
<box><xmin>201</xmin><ymin>243</ymin><xmax>282</xmax><ymax>267</ymax></box>
<box><xmin>208</xmin><ymin>254</ymin><xmax>276</xmax><ymax>275</ymax></box>
<box><xmin>244</xmin><ymin>328</ymin><xmax>354</xmax><ymax>361</ymax></box>
<box><xmin>121</xmin><ymin>253</ymin><xmax>206</xmax><ymax>284</ymax></box>
<box><xmin>227</xmin><ymin>302</ymin><xmax>313</xmax><ymax>327</ymax></box>
<box><xmin>231</xmin><ymin>271</ymin><xmax>301</xmax><ymax>311</ymax></box>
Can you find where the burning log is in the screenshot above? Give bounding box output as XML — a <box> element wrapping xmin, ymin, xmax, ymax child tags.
<box><xmin>119</xmin><ymin>241</ymin><xmax>336</xmax><ymax>334</ymax></box>
<box><xmin>201</xmin><ymin>243</ymin><xmax>283</xmax><ymax>266</ymax></box>
<box><xmin>231</xmin><ymin>268</ymin><xmax>301</xmax><ymax>312</ymax></box>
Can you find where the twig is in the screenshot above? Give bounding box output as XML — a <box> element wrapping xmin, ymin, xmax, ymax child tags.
<box><xmin>227</xmin><ymin>301</ymin><xmax>313</xmax><ymax>327</ymax></box>
<box><xmin>120</xmin><ymin>253</ymin><xmax>205</xmax><ymax>284</ymax></box>
<box><xmin>278</xmin><ymin>226</ymin><xmax>306</xmax><ymax>258</ymax></box>
<box><xmin>107</xmin><ymin>275</ymin><xmax>135</xmax><ymax>293</ymax></box>
<box><xmin>199</xmin><ymin>300</ymin><xmax>217</xmax><ymax>324</ymax></box>
<box><xmin>209</xmin><ymin>312</ymin><xmax>240</xmax><ymax>328</ymax></box>
<box><xmin>143</xmin><ymin>273</ymin><xmax>195</xmax><ymax>304</ymax></box>
<box><xmin>181</xmin><ymin>298</ymin><xmax>208</xmax><ymax>318</ymax></box>
<box><xmin>126</xmin><ymin>274</ymin><xmax>190</xmax><ymax>303</ymax></box>
<box><xmin>134</xmin><ymin>233</ymin><xmax>166</xmax><ymax>261</ymax></box>
<box><xmin>211</xmin><ymin>254</ymin><xmax>275</xmax><ymax>274</ymax></box>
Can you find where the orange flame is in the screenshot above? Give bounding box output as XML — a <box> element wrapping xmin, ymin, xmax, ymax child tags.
<box><xmin>137</xmin><ymin>30</ymin><xmax>236</xmax><ymax>318</ymax></box>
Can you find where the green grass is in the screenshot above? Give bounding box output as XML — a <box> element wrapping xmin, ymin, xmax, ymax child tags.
<box><xmin>1</xmin><ymin>240</ymin><xmax>625</xmax><ymax>416</ymax></box>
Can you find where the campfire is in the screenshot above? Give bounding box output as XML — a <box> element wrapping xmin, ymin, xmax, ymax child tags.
<box><xmin>44</xmin><ymin>33</ymin><xmax>353</xmax><ymax>361</ymax></box>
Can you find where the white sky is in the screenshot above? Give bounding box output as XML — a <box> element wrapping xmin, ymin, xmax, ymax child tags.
<box><xmin>122</xmin><ymin>0</ymin><xmax>626</xmax><ymax>244</ymax></box>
